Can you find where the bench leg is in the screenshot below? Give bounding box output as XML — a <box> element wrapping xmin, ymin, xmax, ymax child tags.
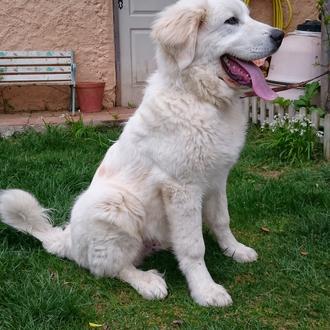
<box><xmin>71</xmin><ymin>85</ymin><xmax>76</xmax><ymax>115</ymax></box>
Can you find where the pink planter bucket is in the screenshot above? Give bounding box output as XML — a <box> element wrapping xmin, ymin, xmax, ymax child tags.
<box><xmin>77</xmin><ymin>82</ymin><xmax>105</xmax><ymax>113</ymax></box>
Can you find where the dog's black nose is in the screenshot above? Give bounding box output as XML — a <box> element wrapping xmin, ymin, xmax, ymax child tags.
<box><xmin>270</xmin><ymin>29</ymin><xmax>285</xmax><ymax>47</ymax></box>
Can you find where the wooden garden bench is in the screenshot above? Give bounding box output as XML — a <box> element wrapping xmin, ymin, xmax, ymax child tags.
<box><xmin>0</xmin><ymin>50</ymin><xmax>77</xmax><ymax>114</ymax></box>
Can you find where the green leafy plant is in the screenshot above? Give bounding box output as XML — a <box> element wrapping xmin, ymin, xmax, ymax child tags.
<box><xmin>127</xmin><ymin>101</ymin><xmax>136</xmax><ymax>109</ymax></box>
<box><xmin>273</xmin><ymin>96</ymin><xmax>293</xmax><ymax>110</ymax></box>
<box><xmin>261</xmin><ymin>114</ymin><xmax>323</xmax><ymax>163</ymax></box>
<box><xmin>293</xmin><ymin>82</ymin><xmax>324</xmax><ymax>115</ymax></box>
<box><xmin>64</xmin><ymin>115</ymin><xmax>98</xmax><ymax>138</ymax></box>
<box><xmin>63</xmin><ymin>114</ymin><xmax>120</xmax><ymax>148</ymax></box>
<box><xmin>111</xmin><ymin>113</ymin><xmax>119</xmax><ymax>120</ymax></box>
<box><xmin>273</xmin><ymin>82</ymin><xmax>324</xmax><ymax>115</ymax></box>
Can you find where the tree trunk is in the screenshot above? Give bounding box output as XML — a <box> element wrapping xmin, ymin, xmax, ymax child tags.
<box><xmin>321</xmin><ymin>0</ymin><xmax>330</xmax><ymax>113</ymax></box>
<box><xmin>320</xmin><ymin>1</ymin><xmax>330</xmax><ymax>160</ymax></box>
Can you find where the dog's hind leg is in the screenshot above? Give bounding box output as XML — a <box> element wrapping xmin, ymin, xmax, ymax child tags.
<box><xmin>118</xmin><ymin>265</ymin><xmax>167</xmax><ymax>300</ymax></box>
<box><xmin>85</xmin><ymin>227</ymin><xmax>167</xmax><ymax>300</ymax></box>
<box><xmin>75</xmin><ymin>186</ymin><xmax>168</xmax><ymax>300</ymax></box>
<box><xmin>203</xmin><ymin>181</ymin><xmax>258</xmax><ymax>263</ymax></box>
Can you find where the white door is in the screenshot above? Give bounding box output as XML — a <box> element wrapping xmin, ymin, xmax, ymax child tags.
<box><xmin>117</xmin><ymin>0</ymin><xmax>176</xmax><ymax>107</ymax></box>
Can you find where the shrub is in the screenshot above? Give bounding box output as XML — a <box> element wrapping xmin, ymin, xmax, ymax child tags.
<box><xmin>273</xmin><ymin>82</ymin><xmax>325</xmax><ymax>116</ymax></box>
<box><xmin>261</xmin><ymin>115</ymin><xmax>323</xmax><ymax>164</ymax></box>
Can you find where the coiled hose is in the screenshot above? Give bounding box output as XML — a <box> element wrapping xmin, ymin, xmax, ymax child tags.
<box><xmin>243</xmin><ymin>0</ymin><xmax>293</xmax><ymax>30</ymax></box>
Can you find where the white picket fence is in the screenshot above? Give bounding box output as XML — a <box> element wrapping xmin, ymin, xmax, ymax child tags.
<box><xmin>243</xmin><ymin>97</ymin><xmax>330</xmax><ymax>160</ymax></box>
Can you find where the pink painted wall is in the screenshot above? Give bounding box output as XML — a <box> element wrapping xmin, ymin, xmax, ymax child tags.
<box><xmin>249</xmin><ymin>0</ymin><xmax>318</xmax><ymax>32</ymax></box>
<box><xmin>0</xmin><ymin>0</ymin><xmax>319</xmax><ymax>113</ymax></box>
<box><xmin>0</xmin><ymin>0</ymin><xmax>116</xmax><ymax>112</ymax></box>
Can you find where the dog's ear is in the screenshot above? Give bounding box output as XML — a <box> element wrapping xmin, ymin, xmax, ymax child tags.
<box><xmin>151</xmin><ymin>5</ymin><xmax>206</xmax><ymax>70</ymax></box>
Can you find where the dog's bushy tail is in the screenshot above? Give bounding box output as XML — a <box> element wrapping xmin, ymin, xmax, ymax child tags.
<box><xmin>0</xmin><ymin>189</ymin><xmax>71</xmax><ymax>258</ymax></box>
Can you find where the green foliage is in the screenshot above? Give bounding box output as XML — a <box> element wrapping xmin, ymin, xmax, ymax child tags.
<box><xmin>273</xmin><ymin>96</ymin><xmax>292</xmax><ymax>110</ymax></box>
<box><xmin>269</xmin><ymin>82</ymin><xmax>324</xmax><ymax>164</ymax></box>
<box><xmin>273</xmin><ymin>82</ymin><xmax>324</xmax><ymax>116</ymax></box>
<box><xmin>127</xmin><ymin>101</ymin><xmax>137</xmax><ymax>109</ymax></box>
<box><xmin>64</xmin><ymin>115</ymin><xmax>98</xmax><ymax>138</ymax></box>
<box><xmin>261</xmin><ymin>115</ymin><xmax>323</xmax><ymax>164</ymax></box>
<box><xmin>297</xmin><ymin>82</ymin><xmax>320</xmax><ymax>106</ymax></box>
<box><xmin>293</xmin><ymin>82</ymin><xmax>324</xmax><ymax>115</ymax></box>
<box><xmin>63</xmin><ymin>116</ymin><xmax>122</xmax><ymax>148</ymax></box>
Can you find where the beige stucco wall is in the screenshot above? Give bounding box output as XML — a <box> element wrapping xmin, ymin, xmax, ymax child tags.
<box><xmin>0</xmin><ymin>0</ymin><xmax>115</xmax><ymax>112</ymax></box>
<box><xmin>249</xmin><ymin>0</ymin><xmax>318</xmax><ymax>32</ymax></box>
<box><xmin>0</xmin><ymin>0</ymin><xmax>319</xmax><ymax>112</ymax></box>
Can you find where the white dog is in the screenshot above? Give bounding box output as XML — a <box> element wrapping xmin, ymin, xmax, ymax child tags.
<box><xmin>0</xmin><ymin>0</ymin><xmax>283</xmax><ymax>306</ymax></box>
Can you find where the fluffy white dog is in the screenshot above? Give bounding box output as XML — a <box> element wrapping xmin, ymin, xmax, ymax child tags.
<box><xmin>0</xmin><ymin>0</ymin><xmax>283</xmax><ymax>306</ymax></box>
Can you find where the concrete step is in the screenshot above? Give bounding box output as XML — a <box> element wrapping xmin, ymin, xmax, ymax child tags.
<box><xmin>0</xmin><ymin>107</ymin><xmax>135</xmax><ymax>137</ymax></box>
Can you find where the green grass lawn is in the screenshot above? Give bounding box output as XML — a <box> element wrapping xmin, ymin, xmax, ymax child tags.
<box><xmin>0</xmin><ymin>124</ymin><xmax>329</xmax><ymax>330</ymax></box>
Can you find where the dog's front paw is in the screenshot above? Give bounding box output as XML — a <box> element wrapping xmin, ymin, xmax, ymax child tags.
<box><xmin>191</xmin><ymin>283</ymin><xmax>232</xmax><ymax>307</ymax></box>
<box><xmin>223</xmin><ymin>243</ymin><xmax>258</xmax><ymax>263</ymax></box>
<box><xmin>135</xmin><ymin>269</ymin><xmax>168</xmax><ymax>300</ymax></box>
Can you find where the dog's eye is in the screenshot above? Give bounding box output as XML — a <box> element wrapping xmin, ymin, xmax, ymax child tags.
<box><xmin>225</xmin><ymin>17</ymin><xmax>239</xmax><ymax>25</ymax></box>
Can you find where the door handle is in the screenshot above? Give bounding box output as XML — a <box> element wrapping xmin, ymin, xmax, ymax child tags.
<box><xmin>118</xmin><ymin>0</ymin><xmax>123</xmax><ymax>10</ymax></box>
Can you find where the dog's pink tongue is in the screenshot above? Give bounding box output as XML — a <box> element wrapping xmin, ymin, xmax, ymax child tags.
<box><xmin>235</xmin><ymin>58</ymin><xmax>278</xmax><ymax>101</ymax></box>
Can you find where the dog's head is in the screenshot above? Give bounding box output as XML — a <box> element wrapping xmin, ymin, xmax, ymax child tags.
<box><xmin>151</xmin><ymin>0</ymin><xmax>284</xmax><ymax>101</ymax></box>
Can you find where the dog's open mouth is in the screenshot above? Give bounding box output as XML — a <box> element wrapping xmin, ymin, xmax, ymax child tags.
<box><xmin>220</xmin><ymin>55</ymin><xmax>277</xmax><ymax>101</ymax></box>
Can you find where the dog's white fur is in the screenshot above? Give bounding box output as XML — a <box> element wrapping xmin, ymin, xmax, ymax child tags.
<box><xmin>0</xmin><ymin>0</ymin><xmax>282</xmax><ymax>306</ymax></box>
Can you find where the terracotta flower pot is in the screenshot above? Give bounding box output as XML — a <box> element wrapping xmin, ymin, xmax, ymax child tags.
<box><xmin>77</xmin><ymin>82</ymin><xmax>105</xmax><ymax>113</ymax></box>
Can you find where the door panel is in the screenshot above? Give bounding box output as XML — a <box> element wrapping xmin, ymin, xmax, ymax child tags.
<box><xmin>130</xmin><ymin>0</ymin><xmax>175</xmax><ymax>15</ymax></box>
<box><xmin>118</xmin><ymin>0</ymin><xmax>176</xmax><ymax>106</ymax></box>
<box><xmin>131</xmin><ymin>29</ymin><xmax>155</xmax><ymax>84</ymax></box>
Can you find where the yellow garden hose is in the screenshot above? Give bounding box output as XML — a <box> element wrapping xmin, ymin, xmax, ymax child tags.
<box><xmin>283</xmin><ymin>0</ymin><xmax>293</xmax><ymax>29</ymax></box>
<box><xmin>243</xmin><ymin>0</ymin><xmax>293</xmax><ymax>30</ymax></box>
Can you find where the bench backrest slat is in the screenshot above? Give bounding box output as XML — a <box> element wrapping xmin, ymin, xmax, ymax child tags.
<box><xmin>0</xmin><ymin>51</ymin><xmax>72</xmax><ymax>58</ymax></box>
<box><xmin>0</xmin><ymin>74</ymin><xmax>72</xmax><ymax>83</ymax></box>
<box><xmin>0</xmin><ymin>66</ymin><xmax>71</xmax><ymax>74</ymax></box>
<box><xmin>0</xmin><ymin>58</ymin><xmax>72</xmax><ymax>66</ymax></box>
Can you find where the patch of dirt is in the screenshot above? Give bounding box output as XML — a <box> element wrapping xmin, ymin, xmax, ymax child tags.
<box><xmin>252</xmin><ymin>167</ymin><xmax>285</xmax><ymax>179</ymax></box>
<box><xmin>234</xmin><ymin>273</ymin><xmax>256</xmax><ymax>285</ymax></box>
<box><xmin>261</xmin><ymin>170</ymin><xmax>282</xmax><ymax>179</ymax></box>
